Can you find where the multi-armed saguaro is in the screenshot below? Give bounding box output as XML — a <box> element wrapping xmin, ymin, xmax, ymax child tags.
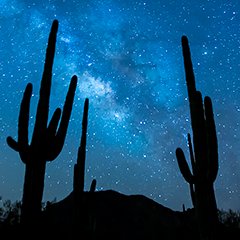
<box><xmin>176</xmin><ymin>36</ymin><xmax>219</xmax><ymax>239</ymax></box>
<box><xmin>6</xmin><ymin>20</ymin><xmax>77</xmax><ymax>224</ymax></box>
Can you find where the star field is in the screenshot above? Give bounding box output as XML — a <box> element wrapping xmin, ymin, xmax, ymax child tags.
<box><xmin>0</xmin><ymin>0</ymin><xmax>239</xmax><ymax>211</ymax></box>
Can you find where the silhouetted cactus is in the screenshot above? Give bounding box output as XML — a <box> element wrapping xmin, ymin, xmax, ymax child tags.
<box><xmin>6</xmin><ymin>20</ymin><xmax>77</xmax><ymax>224</ymax></box>
<box><xmin>73</xmin><ymin>98</ymin><xmax>97</xmax><ymax>194</ymax></box>
<box><xmin>72</xmin><ymin>98</ymin><xmax>97</xmax><ymax>238</ymax></box>
<box><xmin>176</xmin><ymin>36</ymin><xmax>219</xmax><ymax>240</ymax></box>
<box><xmin>73</xmin><ymin>98</ymin><xmax>89</xmax><ymax>194</ymax></box>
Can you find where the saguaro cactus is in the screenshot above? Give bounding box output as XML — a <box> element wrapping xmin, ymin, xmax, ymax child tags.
<box><xmin>73</xmin><ymin>98</ymin><xmax>89</xmax><ymax>194</ymax></box>
<box><xmin>175</xmin><ymin>36</ymin><xmax>219</xmax><ymax>239</ymax></box>
<box><xmin>72</xmin><ymin>98</ymin><xmax>97</xmax><ymax>238</ymax></box>
<box><xmin>73</xmin><ymin>97</ymin><xmax>97</xmax><ymax>195</ymax></box>
<box><xmin>7</xmin><ymin>20</ymin><xmax>77</xmax><ymax>224</ymax></box>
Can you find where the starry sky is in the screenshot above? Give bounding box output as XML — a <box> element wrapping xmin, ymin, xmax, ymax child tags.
<box><xmin>0</xmin><ymin>0</ymin><xmax>240</xmax><ymax>211</ymax></box>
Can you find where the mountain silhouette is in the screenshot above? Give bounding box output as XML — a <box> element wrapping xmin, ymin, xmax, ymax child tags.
<box><xmin>41</xmin><ymin>189</ymin><xmax>196</xmax><ymax>240</ymax></box>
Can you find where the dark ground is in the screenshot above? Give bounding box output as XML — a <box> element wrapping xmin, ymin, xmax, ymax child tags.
<box><xmin>1</xmin><ymin>190</ymin><xmax>239</xmax><ymax>239</ymax></box>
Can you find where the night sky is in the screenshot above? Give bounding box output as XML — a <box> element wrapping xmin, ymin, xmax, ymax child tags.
<box><xmin>0</xmin><ymin>0</ymin><xmax>239</xmax><ymax>211</ymax></box>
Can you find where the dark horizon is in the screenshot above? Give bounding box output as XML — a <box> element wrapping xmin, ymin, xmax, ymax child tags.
<box><xmin>0</xmin><ymin>0</ymin><xmax>239</xmax><ymax>212</ymax></box>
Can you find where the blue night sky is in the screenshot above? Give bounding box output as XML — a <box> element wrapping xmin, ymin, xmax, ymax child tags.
<box><xmin>0</xmin><ymin>0</ymin><xmax>239</xmax><ymax>211</ymax></box>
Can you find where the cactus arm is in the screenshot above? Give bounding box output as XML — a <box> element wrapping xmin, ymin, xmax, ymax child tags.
<box><xmin>18</xmin><ymin>83</ymin><xmax>32</xmax><ymax>163</ymax></box>
<box><xmin>54</xmin><ymin>75</ymin><xmax>78</xmax><ymax>143</ymax></box>
<box><xmin>204</xmin><ymin>96</ymin><xmax>218</xmax><ymax>182</ymax></box>
<box><xmin>47</xmin><ymin>75</ymin><xmax>77</xmax><ymax>161</ymax></box>
<box><xmin>7</xmin><ymin>83</ymin><xmax>33</xmax><ymax>163</ymax></box>
<box><xmin>6</xmin><ymin>137</ymin><xmax>19</xmax><ymax>152</ymax></box>
<box><xmin>176</xmin><ymin>148</ymin><xmax>194</xmax><ymax>183</ymax></box>
<box><xmin>18</xmin><ymin>84</ymin><xmax>32</xmax><ymax>148</ymax></box>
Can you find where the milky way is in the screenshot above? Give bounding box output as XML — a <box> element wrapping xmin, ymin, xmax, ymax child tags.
<box><xmin>0</xmin><ymin>0</ymin><xmax>239</xmax><ymax>211</ymax></box>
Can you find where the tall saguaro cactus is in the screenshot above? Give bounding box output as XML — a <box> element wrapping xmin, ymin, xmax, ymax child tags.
<box><xmin>176</xmin><ymin>36</ymin><xmax>219</xmax><ymax>239</ymax></box>
<box><xmin>6</xmin><ymin>20</ymin><xmax>77</xmax><ymax>224</ymax></box>
<box><xmin>72</xmin><ymin>98</ymin><xmax>97</xmax><ymax>237</ymax></box>
<box><xmin>73</xmin><ymin>97</ymin><xmax>97</xmax><ymax>195</ymax></box>
<box><xmin>73</xmin><ymin>98</ymin><xmax>89</xmax><ymax>194</ymax></box>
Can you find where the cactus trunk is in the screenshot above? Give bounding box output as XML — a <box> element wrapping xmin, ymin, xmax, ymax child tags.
<box><xmin>21</xmin><ymin>159</ymin><xmax>46</xmax><ymax>223</ymax></box>
<box><xmin>195</xmin><ymin>181</ymin><xmax>218</xmax><ymax>239</ymax></box>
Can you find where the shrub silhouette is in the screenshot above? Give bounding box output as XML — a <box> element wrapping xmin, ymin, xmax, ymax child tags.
<box><xmin>218</xmin><ymin>209</ymin><xmax>240</xmax><ymax>228</ymax></box>
<box><xmin>176</xmin><ymin>36</ymin><xmax>219</xmax><ymax>240</ymax></box>
<box><xmin>6</xmin><ymin>20</ymin><xmax>77</xmax><ymax>224</ymax></box>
